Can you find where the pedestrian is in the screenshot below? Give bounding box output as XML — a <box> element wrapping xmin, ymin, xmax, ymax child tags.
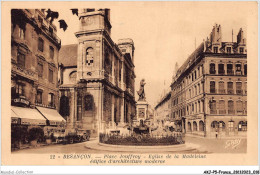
<box><xmin>215</xmin><ymin>129</ymin><xmax>218</xmax><ymax>139</ymax></box>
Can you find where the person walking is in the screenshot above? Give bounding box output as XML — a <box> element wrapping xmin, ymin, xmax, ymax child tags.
<box><xmin>215</xmin><ymin>129</ymin><xmax>218</xmax><ymax>139</ymax></box>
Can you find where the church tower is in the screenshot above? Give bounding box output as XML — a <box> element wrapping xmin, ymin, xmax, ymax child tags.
<box><xmin>75</xmin><ymin>8</ymin><xmax>111</xmax><ymax>81</ymax></box>
<box><xmin>73</xmin><ymin>9</ymin><xmax>112</xmax><ymax>136</ymax></box>
<box><xmin>69</xmin><ymin>9</ymin><xmax>136</xmax><ymax>136</ymax></box>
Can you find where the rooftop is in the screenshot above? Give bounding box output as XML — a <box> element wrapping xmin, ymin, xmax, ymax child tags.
<box><xmin>59</xmin><ymin>44</ymin><xmax>78</xmax><ymax>67</ymax></box>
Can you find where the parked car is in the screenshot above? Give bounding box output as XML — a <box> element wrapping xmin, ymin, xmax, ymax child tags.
<box><xmin>59</xmin><ymin>130</ymin><xmax>91</xmax><ymax>144</ymax></box>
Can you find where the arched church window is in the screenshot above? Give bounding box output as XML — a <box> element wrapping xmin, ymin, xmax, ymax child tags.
<box><xmin>85</xmin><ymin>95</ymin><xmax>94</xmax><ymax>111</ymax></box>
<box><xmin>69</xmin><ymin>71</ymin><xmax>77</xmax><ymax>83</ymax></box>
<box><xmin>85</xmin><ymin>48</ymin><xmax>94</xmax><ymax>66</ymax></box>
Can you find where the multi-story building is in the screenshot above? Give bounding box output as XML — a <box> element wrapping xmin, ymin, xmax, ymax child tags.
<box><xmin>170</xmin><ymin>24</ymin><xmax>247</xmax><ymax>137</ymax></box>
<box><xmin>58</xmin><ymin>9</ymin><xmax>136</xmax><ymax>137</ymax></box>
<box><xmin>154</xmin><ymin>91</ymin><xmax>171</xmax><ymax>128</ymax></box>
<box><xmin>11</xmin><ymin>9</ymin><xmax>65</xmax><ymax>148</ymax></box>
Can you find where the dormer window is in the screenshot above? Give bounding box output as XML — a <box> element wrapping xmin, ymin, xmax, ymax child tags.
<box><xmin>227</xmin><ymin>47</ymin><xmax>231</xmax><ymax>54</ymax></box>
<box><xmin>213</xmin><ymin>47</ymin><xmax>218</xmax><ymax>53</ymax></box>
<box><xmin>239</xmin><ymin>47</ymin><xmax>244</xmax><ymax>54</ymax></box>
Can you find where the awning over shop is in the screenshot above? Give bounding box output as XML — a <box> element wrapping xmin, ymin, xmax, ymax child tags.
<box><xmin>11</xmin><ymin>108</ymin><xmax>19</xmax><ymax>124</ymax></box>
<box><xmin>11</xmin><ymin>106</ymin><xmax>46</xmax><ymax>125</ymax></box>
<box><xmin>36</xmin><ymin>107</ymin><xmax>66</xmax><ymax>126</ymax></box>
<box><xmin>11</xmin><ymin>108</ymin><xmax>19</xmax><ymax>118</ymax></box>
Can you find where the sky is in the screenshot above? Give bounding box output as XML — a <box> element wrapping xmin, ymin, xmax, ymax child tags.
<box><xmin>52</xmin><ymin>2</ymin><xmax>248</xmax><ymax>108</ymax></box>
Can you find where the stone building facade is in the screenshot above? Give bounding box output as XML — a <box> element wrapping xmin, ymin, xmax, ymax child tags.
<box><xmin>11</xmin><ymin>9</ymin><xmax>61</xmax><ymax>108</ymax></box>
<box><xmin>169</xmin><ymin>24</ymin><xmax>247</xmax><ymax>137</ymax></box>
<box><xmin>154</xmin><ymin>92</ymin><xmax>171</xmax><ymax>127</ymax></box>
<box><xmin>11</xmin><ymin>9</ymin><xmax>65</xmax><ymax>148</ymax></box>
<box><xmin>58</xmin><ymin>9</ymin><xmax>136</xmax><ymax>137</ymax></box>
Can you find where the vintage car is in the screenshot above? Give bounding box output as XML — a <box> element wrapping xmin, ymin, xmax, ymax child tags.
<box><xmin>59</xmin><ymin>130</ymin><xmax>91</xmax><ymax>144</ymax></box>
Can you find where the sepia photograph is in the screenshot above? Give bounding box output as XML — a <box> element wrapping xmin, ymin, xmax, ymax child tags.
<box><xmin>1</xmin><ymin>1</ymin><xmax>259</xmax><ymax>172</ymax></box>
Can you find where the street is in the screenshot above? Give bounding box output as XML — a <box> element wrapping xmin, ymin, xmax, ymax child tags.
<box><xmin>12</xmin><ymin>136</ymin><xmax>246</xmax><ymax>154</ymax></box>
<box><xmin>185</xmin><ymin>136</ymin><xmax>247</xmax><ymax>153</ymax></box>
<box><xmin>12</xmin><ymin>141</ymin><xmax>109</xmax><ymax>154</ymax></box>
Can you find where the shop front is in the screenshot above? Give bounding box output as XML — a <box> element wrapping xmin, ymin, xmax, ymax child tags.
<box><xmin>206</xmin><ymin>116</ymin><xmax>247</xmax><ymax>138</ymax></box>
<box><xmin>11</xmin><ymin>106</ymin><xmax>47</xmax><ymax>150</ymax></box>
<box><xmin>36</xmin><ymin>106</ymin><xmax>66</xmax><ymax>142</ymax></box>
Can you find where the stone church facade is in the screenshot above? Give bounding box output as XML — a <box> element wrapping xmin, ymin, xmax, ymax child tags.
<box><xmin>58</xmin><ymin>9</ymin><xmax>136</xmax><ymax>137</ymax></box>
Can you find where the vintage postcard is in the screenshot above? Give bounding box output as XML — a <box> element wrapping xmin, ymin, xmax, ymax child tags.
<box><xmin>1</xmin><ymin>1</ymin><xmax>259</xmax><ymax>171</ymax></box>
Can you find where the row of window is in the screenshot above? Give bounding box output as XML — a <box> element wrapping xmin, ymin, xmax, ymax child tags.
<box><xmin>171</xmin><ymin>63</ymin><xmax>247</xmax><ymax>104</ymax></box>
<box><xmin>11</xmin><ymin>83</ymin><xmax>55</xmax><ymax>108</ymax></box>
<box><xmin>36</xmin><ymin>90</ymin><xmax>55</xmax><ymax>107</ymax></box>
<box><xmin>13</xmin><ymin>24</ymin><xmax>55</xmax><ymax>60</ymax></box>
<box><xmin>172</xmin><ymin>82</ymin><xmax>202</xmax><ymax>107</ymax></box>
<box><xmin>209</xmin><ymin>100</ymin><xmax>247</xmax><ymax>115</ymax></box>
<box><xmin>38</xmin><ymin>37</ymin><xmax>55</xmax><ymax>59</ymax></box>
<box><xmin>209</xmin><ymin>63</ymin><xmax>247</xmax><ymax>76</ymax></box>
<box><xmin>173</xmin><ymin>65</ymin><xmax>203</xmax><ymax>93</ymax></box>
<box><xmin>187</xmin><ymin>121</ymin><xmax>204</xmax><ymax>132</ymax></box>
<box><xmin>171</xmin><ymin>80</ymin><xmax>246</xmax><ymax>110</ymax></box>
<box><xmin>186</xmin><ymin>120</ymin><xmax>247</xmax><ymax>132</ymax></box>
<box><xmin>210</xmin><ymin>81</ymin><xmax>246</xmax><ymax>95</ymax></box>
<box><xmin>212</xmin><ymin>46</ymin><xmax>245</xmax><ymax>54</ymax></box>
<box><xmin>210</xmin><ymin>120</ymin><xmax>247</xmax><ymax>132</ymax></box>
<box><xmin>17</xmin><ymin>52</ymin><xmax>54</xmax><ymax>81</ymax></box>
<box><xmin>37</xmin><ymin>62</ymin><xmax>54</xmax><ymax>83</ymax></box>
<box><xmin>173</xmin><ymin>62</ymin><xmax>247</xmax><ymax>96</ymax></box>
<box><xmin>171</xmin><ymin>99</ymin><xmax>247</xmax><ymax>118</ymax></box>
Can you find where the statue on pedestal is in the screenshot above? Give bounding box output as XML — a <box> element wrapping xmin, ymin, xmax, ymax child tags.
<box><xmin>137</xmin><ymin>79</ymin><xmax>146</xmax><ymax>101</ymax></box>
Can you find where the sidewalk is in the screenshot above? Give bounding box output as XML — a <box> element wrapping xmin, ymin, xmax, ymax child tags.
<box><xmin>185</xmin><ymin>135</ymin><xmax>247</xmax><ymax>153</ymax></box>
<box><xmin>12</xmin><ymin>142</ymin><xmax>58</xmax><ymax>152</ymax></box>
<box><xmin>185</xmin><ymin>133</ymin><xmax>247</xmax><ymax>139</ymax></box>
<box><xmin>85</xmin><ymin>140</ymin><xmax>206</xmax><ymax>153</ymax></box>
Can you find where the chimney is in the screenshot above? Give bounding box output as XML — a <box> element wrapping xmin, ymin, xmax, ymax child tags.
<box><xmin>211</xmin><ymin>24</ymin><xmax>222</xmax><ymax>44</ymax></box>
<box><xmin>237</xmin><ymin>28</ymin><xmax>246</xmax><ymax>45</ymax></box>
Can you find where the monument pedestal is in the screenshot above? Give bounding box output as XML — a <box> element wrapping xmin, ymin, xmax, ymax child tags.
<box><xmin>136</xmin><ymin>100</ymin><xmax>149</xmax><ymax>122</ymax></box>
